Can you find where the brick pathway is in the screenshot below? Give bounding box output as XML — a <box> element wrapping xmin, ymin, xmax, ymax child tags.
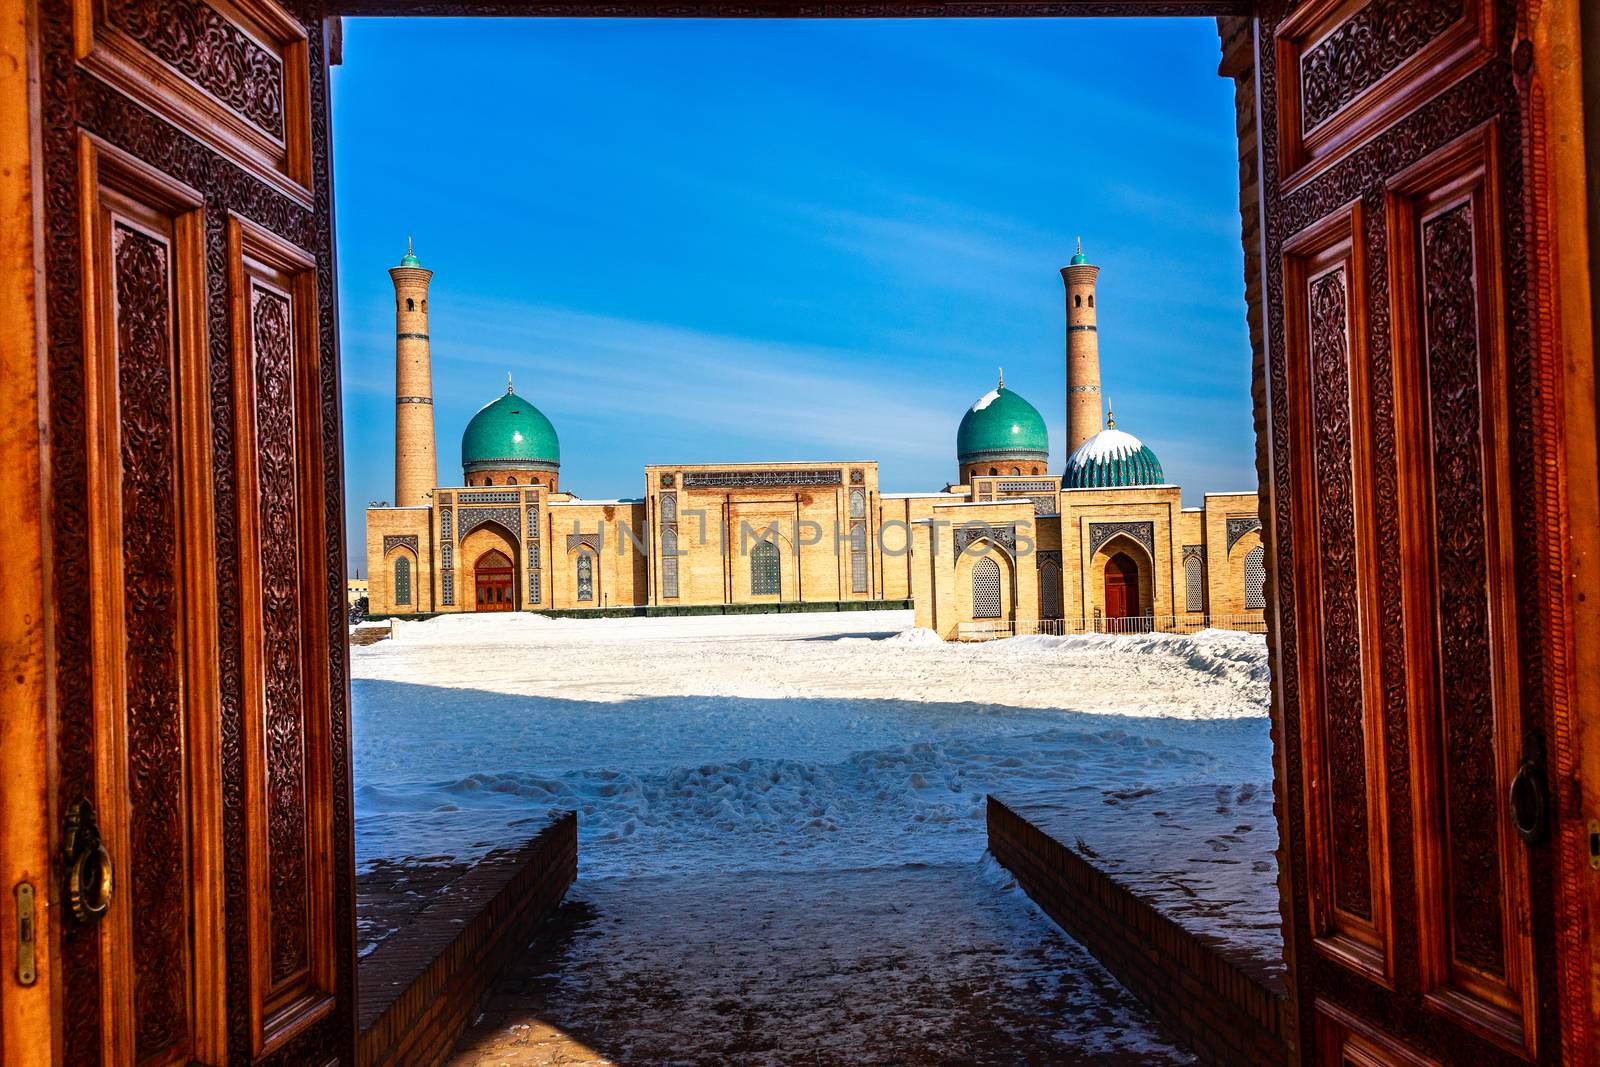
<box><xmin>447</xmin><ymin>862</ymin><xmax>1193</xmax><ymax>1066</ymax></box>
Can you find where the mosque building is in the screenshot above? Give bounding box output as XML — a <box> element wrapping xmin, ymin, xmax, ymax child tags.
<box><xmin>364</xmin><ymin>242</ymin><xmax>1265</xmax><ymax>639</ymax></box>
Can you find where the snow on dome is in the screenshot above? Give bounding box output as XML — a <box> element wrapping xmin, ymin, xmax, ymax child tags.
<box><xmin>1067</xmin><ymin>427</ymin><xmax>1145</xmax><ymax>464</ymax></box>
<box><xmin>970</xmin><ymin>389</ymin><xmax>1001</xmax><ymax>412</ymax></box>
<box><xmin>1062</xmin><ymin>426</ymin><xmax>1165</xmax><ymax>488</ymax></box>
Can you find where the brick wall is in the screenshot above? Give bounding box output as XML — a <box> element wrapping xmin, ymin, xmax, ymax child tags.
<box><xmin>987</xmin><ymin>797</ymin><xmax>1289</xmax><ymax>1067</ymax></box>
<box><xmin>357</xmin><ymin>812</ymin><xmax>578</xmax><ymax>1067</ymax></box>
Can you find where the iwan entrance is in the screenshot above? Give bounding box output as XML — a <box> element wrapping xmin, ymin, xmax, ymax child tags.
<box><xmin>1</xmin><ymin>3</ymin><xmax>1597</xmax><ymax>1067</ymax></box>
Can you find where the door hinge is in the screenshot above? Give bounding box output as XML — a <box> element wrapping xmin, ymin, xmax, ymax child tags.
<box><xmin>1588</xmin><ymin>819</ymin><xmax>1600</xmax><ymax>871</ymax></box>
<box><xmin>14</xmin><ymin>882</ymin><xmax>36</xmax><ymax>986</ymax></box>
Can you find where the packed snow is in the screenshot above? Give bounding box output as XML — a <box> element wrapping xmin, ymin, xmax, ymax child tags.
<box><xmin>351</xmin><ymin>610</ymin><xmax>1272</xmax><ymax>879</ymax></box>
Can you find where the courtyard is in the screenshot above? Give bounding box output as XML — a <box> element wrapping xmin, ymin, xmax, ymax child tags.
<box><xmin>350</xmin><ymin>610</ymin><xmax>1276</xmax><ymax>1063</ymax></box>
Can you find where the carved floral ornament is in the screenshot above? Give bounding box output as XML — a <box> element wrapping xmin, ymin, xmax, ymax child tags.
<box><xmin>106</xmin><ymin>0</ymin><xmax>287</xmax><ymax>139</ymax></box>
<box><xmin>382</xmin><ymin>534</ymin><xmax>417</xmax><ymax>556</ymax></box>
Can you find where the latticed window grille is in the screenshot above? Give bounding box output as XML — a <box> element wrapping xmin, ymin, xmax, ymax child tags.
<box><xmin>660</xmin><ymin>493</ymin><xmax>677</xmax><ymax>523</ymax></box>
<box><xmin>1185</xmin><ymin>555</ymin><xmax>1204</xmax><ymax>612</ymax></box>
<box><xmin>394</xmin><ymin>556</ymin><xmax>411</xmax><ymax>605</ymax></box>
<box><xmin>972</xmin><ymin>557</ymin><xmax>1002</xmax><ymax>619</ymax></box>
<box><xmin>661</xmin><ymin>527</ymin><xmax>679</xmax><ymax>599</ymax></box>
<box><xmin>751</xmin><ymin>539</ymin><xmax>780</xmax><ymax>596</ymax></box>
<box><xmin>576</xmin><ymin>552</ymin><xmax>594</xmax><ymax>602</ymax></box>
<box><xmin>1244</xmin><ymin>546</ymin><xmax>1267</xmax><ymax>610</ymax></box>
<box><xmin>1039</xmin><ymin>561</ymin><xmax>1061</xmax><ymax>619</ymax></box>
<box><xmin>849</xmin><ymin>488</ymin><xmax>866</xmax><ymax>519</ymax></box>
<box><xmin>850</xmin><ymin>523</ymin><xmax>868</xmax><ymax>593</ymax></box>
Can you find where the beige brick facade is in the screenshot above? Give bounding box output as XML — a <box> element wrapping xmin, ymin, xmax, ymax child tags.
<box><xmin>362</xmin><ymin>247</ymin><xmax>1263</xmax><ymax>638</ymax></box>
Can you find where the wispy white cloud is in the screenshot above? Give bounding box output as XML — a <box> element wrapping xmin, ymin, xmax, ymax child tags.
<box><xmin>343</xmin><ymin>297</ymin><xmax>961</xmax><ymax>468</ymax></box>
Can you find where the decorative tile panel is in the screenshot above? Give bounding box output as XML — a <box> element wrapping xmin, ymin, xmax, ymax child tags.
<box><xmin>1088</xmin><ymin>521</ymin><xmax>1155</xmax><ymax>558</ymax></box>
<box><xmin>457</xmin><ymin>506</ymin><xmax>520</xmax><ymax>541</ymax></box>
<box><xmin>382</xmin><ymin>534</ymin><xmax>417</xmax><ymax>556</ymax></box>
<box><xmin>685</xmin><ymin>468</ymin><xmax>842</xmax><ymax>489</ymax></box>
<box><xmin>458</xmin><ymin>490</ymin><xmax>520</xmax><ymax>504</ymax></box>
<box><xmin>954</xmin><ymin>522</ymin><xmax>1016</xmax><ymax>559</ymax></box>
<box><xmin>1226</xmin><ymin>515</ymin><xmax>1263</xmax><ymax>552</ymax></box>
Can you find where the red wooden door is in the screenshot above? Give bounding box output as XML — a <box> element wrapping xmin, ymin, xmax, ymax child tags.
<box><xmin>24</xmin><ymin>0</ymin><xmax>356</xmax><ymax>1063</ymax></box>
<box><xmin>1257</xmin><ymin>0</ymin><xmax>1593</xmax><ymax>1062</ymax></box>
<box><xmin>1103</xmin><ymin>553</ymin><xmax>1138</xmax><ymax>622</ymax></box>
<box><xmin>475</xmin><ymin>550</ymin><xmax>515</xmax><ymax>611</ymax></box>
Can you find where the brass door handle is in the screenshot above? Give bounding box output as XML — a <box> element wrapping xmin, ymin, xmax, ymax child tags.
<box><xmin>63</xmin><ymin>798</ymin><xmax>113</xmax><ymax>925</ymax></box>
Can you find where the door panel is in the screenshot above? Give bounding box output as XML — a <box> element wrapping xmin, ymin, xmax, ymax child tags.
<box><xmin>37</xmin><ymin>0</ymin><xmax>354</xmax><ymax>1062</ymax></box>
<box><xmin>81</xmin><ymin>136</ymin><xmax>224</xmax><ymax>1067</ymax></box>
<box><xmin>228</xmin><ymin>218</ymin><xmax>338</xmax><ymax>1054</ymax></box>
<box><xmin>1257</xmin><ymin>0</ymin><xmax>1585</xmax><ymax>1061</ymax></box>
<box><xmin>1387</xmin><ymin>125</ymin><xmax>1535</xmax><ymax>1055</ymax></box>
<box><xmin>1281</xmin><ymin>203</ymin><xmax>1392</xmax><ymax>986</ymax></box>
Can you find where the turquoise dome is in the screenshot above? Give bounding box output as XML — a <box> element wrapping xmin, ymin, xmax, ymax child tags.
<box><xmin>460</xmin><ymin>387</ymin><xmax>560</xmax><ymax>474</ymax></box>
<box><xmin>957</xmin><ymin>382</ymin><xmax>1050</xmax><ymax>464</ymax></box>
<box><xmin>1062</xmin><ymin>426</ymin><xmax>1165</xmax><ymax>488</ymax></box>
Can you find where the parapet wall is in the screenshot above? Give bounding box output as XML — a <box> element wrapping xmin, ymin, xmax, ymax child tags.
<box><xmin>986</xmin><ymin>796</ymin><xmax>1290</xmax><ymax>1066</ymax></box>
<box><xmin>357</xmin><ymin>812</ymin><xmax>578</xmax><ymax>1067</ymax></box>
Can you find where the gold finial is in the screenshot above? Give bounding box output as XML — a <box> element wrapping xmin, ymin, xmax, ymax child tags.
<box><xmin>1106</xmin><ymin>397</ymin><xmax>1116</xmax><ymax>430</ymax></box>
<box><xmin>407</xmin><ymin>235</ymin><xmax>414</xmax><ymax>256</ymax></box>
<box><xmin>997</xmin><ymin>366</ymin><xmax>1004</xmax><ymax>389</ymax></box>
<box><xmin>1076</xmin><ymin>235</ymin><xmax>1082</xmax><ymax>256</ymax></box>
<box><xmin>507</xmin><ymin>371</ymin><xmax>514</xmax><ymax>394</ymax></box>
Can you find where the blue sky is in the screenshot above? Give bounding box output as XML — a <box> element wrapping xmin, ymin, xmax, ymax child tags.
<box><xmin>333</xmin><ymin>17</ymin><xmax>1255</xmax><ymax>572</ymax></box>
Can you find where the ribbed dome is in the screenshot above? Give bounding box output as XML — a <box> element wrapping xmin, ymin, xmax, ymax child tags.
<box><xmin>1062</xmin><ymin>426</ymin><xmax>1164</xmax><ymax>488</ymax></box>
<box><xmin>956</xmin><ymin>382</ymin><xmax>1049</xmax><ymax>463</ymax></box>
<box><xmin>460</xmin><ymin>387</ymin><xmax>560</xmax><ymax>473</ymax></box>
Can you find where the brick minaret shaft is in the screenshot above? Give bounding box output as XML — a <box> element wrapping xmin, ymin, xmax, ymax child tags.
<box><xmin>390</xmin><ymin>241</ymin><xmax>437</xmax><ymax>507</ymax></box>
<box><xmin>1062</xmin><ymin>238</ymin><xmax>1103</xmax><ymax>453</ymax></box>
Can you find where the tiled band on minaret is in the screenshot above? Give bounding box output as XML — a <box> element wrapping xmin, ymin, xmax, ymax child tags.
<box><xmin>391</xmin><ymin>241</ymin><xmax>438</xmax><ymax>507</ymax></box>
<box><xmin>1062</xmin><ymin>240</ymin><xmax>1103</xmax><ymax>453</ymax></box>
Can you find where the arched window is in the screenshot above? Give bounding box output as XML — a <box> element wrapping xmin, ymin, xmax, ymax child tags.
<box><xmin>988</xmin><ymin>467</ymin><xmax>997</xmax><ymax>476</ymax></box>
<box><xmin>1088</xmin><ymin>295</ymin><xmax>1094</xmax><ymax>307</ymax></box>
<box><xmin>406</xmin><ymin>297</ymin><xmax>414</xmax><ymax>311</ymax></box>
<box><xmin>1039</xmin><ymin>560</ymin><xmax>1061</xmax><ymax>620</ymax></box>
<box><xmin>421</xmin><ymin>300</ymin><xmax>427</xmax><ymax>312</ymax></box>
<box><xmin>849</xmin><ymin>488</ymin><xmax>865</xmax><ymax>519</ymax></box>
<box><xmin>576</xmin><ymin>552</ymin><xmax>594</xmax><ymax>602</ymax></box>
<box><xmin>972</xmin><ymin>557</ymin><xmax>1002</xmax><ymax>619</ymax></box>
<box><xmin>393</xmin><ymin>556</ymin><xmax>411</xmax><ymax>606</ymax></box>
<box><xmin>507</xmin><ymin>477</ymin><xmax>517</xmax><ymax>485</ymax></box>
<box><xmin>1074</xmin><ymin>294</ymin><xmax>1082</xmax><ymax>308</ymax></box>
<box><xmin>1184</xmin><ymin>554</ymin><xmax>1204</xmax><ymax>612</ymax></box>
<box><xmin>1244</xmin><ymin>546</ymin><xmax>1267</xmax><ymax>610</ymax></box>
<box><xmin>660</xmin><ymin>527</ymin><xmax>679</xmax><ymax>599</ymax></box>
<box><xmin>751</xmin><ymin>539</ymin><xmax>780</xmax><ymax>596</ymax></box>
<box><xmin>484</xmin><ymin>477</ymin><xmax>493</xmax><ymax>485</ymax></box>
<box><xmin>660</xmin><ymin>493</ymin><xmax>677</xmax><ymax>522</ymax></box>
<box><xmin>1010</xmin><ymin>466</ymin><xmax>1020</xmax><ymax>475</ymax></box>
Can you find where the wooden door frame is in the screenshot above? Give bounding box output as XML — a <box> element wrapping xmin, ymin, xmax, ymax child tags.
<box><xmin>2</xmin><ymin>1</ymin><xmax>1594</xmax><ymax>1065</ymax></box>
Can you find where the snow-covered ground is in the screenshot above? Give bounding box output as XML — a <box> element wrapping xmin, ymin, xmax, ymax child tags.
<box><xmin>351</xmin><ymin>610</ymin><xmax>1272</xmax><ymax>879</ymax></box>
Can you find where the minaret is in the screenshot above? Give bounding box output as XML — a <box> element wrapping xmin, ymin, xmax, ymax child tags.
<box><xmin>390</xmin><ymin>239</ymin><xmax>437</xmax><ymax>507</ymax></box>
<box><xmin>1061</xmin><ymin>237</ymin><xmax>1103</xmax><ymax>453</ymax></box>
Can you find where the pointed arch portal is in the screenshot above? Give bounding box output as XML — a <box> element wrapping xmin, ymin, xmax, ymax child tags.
<box><xmin>474</xmin><ymin>548</ymin><xmax>515</xmax><ymax>611</ymax></box>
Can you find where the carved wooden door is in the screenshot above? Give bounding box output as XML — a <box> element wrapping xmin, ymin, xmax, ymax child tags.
<box><xmin>30</xmin><ymin>0</ymin><xmax>355</xmax><ymax>1063</ymax></box>
<box><xmin>1257</xmin><ymin>0</ymin><xmax>1592</xmax><ymax>1063</ymax></box>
